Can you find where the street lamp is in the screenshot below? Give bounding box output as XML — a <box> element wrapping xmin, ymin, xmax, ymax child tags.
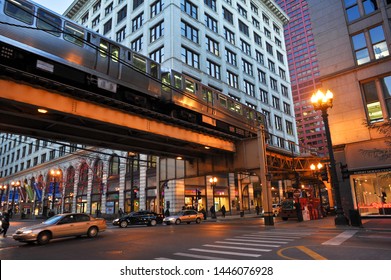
<box><xmin>50</xmin><ymin>169</ymin><xmax>61</xmax><ymax>212</ymax></box>
<box><xmin>209</xmin><ymin>177</ymin><xmax>217</xmax><ymax>188</ymax></box>
<box><xmin>311</xmin><ymin>89</ymin><xmax>348</xmax><ymax>225</ymax></box>
<box><xmin>0</xmin><ymin>184</ymin><xmax>8</xmax><ymax>210</ymax></box>
<box><xmin>10</xmin><ymin>180</ymin><xmax>21</xmax><ymax>216</ymax></box>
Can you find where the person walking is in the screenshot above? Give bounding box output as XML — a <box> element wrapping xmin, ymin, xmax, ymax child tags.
<box><xmin>210</xmin><ymin>205</ymin><xmax>216</xmax><ymax>219</ymax></box>
<box><xmin>118</xmin><ymin>208</ymin><xmax>124</xmax><ymax>217</ymax></box>
<box><xmin>1</xmin><ymin>212</ymin><xmax>10</xmax><ymax>238</ymax></box>
<box><xmin>221</xmin><ymin>205</ymin><xmax>226</xmax><ymax>218</ymax></box>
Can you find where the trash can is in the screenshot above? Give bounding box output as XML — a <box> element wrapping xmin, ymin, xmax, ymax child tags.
<box><xmin>240</xmin><ymin>211</ymin><xmax>244</xmax><ymax>217</ymax></box>
<box><xmin>349</xmin><ymin>209</ymin><xmax>362</xmax><ymax>227</ymax></box>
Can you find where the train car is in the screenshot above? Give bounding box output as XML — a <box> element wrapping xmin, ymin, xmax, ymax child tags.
<box><xmin>0</xmin><ymin>0</ymin><xmax>265</xmax><ymax>138</ymax></box>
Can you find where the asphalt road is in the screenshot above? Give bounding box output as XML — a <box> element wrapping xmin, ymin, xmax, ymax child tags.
<box><xmin>1</xmin><ymin>217</ymin><xmax>391</xmax><ymax>260</ymax></box>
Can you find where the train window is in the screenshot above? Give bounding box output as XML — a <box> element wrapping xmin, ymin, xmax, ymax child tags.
<box><xmin>133</xmin><ymin>54</ymin><xmax>146</xmax><ymax>72</ymax></box>
<box><xmin>202</xmin><ymin>88</ymin><xmax>213</xmax><ymax>103</ymax></box>
<box><xmin>161</xmin><ymin>72</ymin><xmax>171</xmax><ymax>92</ymax></box>
<box><xmin>150</xmin><ymin>62</ymin><xmax>159</xmax><ymax>79</ymax></box>
<box><xmin>218</xmin><ymin>94</ymin><xmax>227</xmax><ymax>108</ymax></box>
<box><xmin>37</xmin><ymin>8</ymin><xmax>62</xmax><ymax>37</ymax></box>
<box><xmin>99</xmin><ymin>40</ymin><xmax>109</xmax><ymax>58</ymax></box>
<box><xmin>185</xmin><ymin>79</ymin><xmax>196</xmax><ymax>94</ymax></box>
<box><xmin>228</xmin><ymin>100</ymin><xmax>242</xmax><ymax>114</ymax></box>
<box><xmin>5</xmin><ymin>0</ymin><xmax>34</xmax><ymax>25</ymax></box>
<box><xmin>174</xmin><ymin>73</ymin><xmax>182</xmax><ymax>89</ymax></box>
<box><xmin>111</xmin><ymin>45</ymin><xmax>119</xmax><ymax>62</ymax></box>
<box><xmin>64</xmin><ymin>22</ymin><xmax>84</xmax><ymax>47</ymax></box>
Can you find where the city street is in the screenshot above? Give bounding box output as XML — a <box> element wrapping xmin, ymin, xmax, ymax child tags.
<box><xmin>1</xmin><ymin>215</ymin><xmax>390</xmax><ymax>260</ymax></box>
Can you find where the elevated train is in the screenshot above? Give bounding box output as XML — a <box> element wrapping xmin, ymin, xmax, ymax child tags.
<box><xmin>0</xmin><ymin>0</ymin><xmax>266</xmax><ymax>139</ymax></box>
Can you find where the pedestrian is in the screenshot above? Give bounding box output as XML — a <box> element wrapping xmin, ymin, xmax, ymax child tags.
<box><xmin>256</xmin><ymin>205</ymin><xmax>260</xmax><ymax>215</ymax></box>
<box><xmin>1</xmin><ymin>212</ymin><xmax>10</xmax><ymax>238</ymax></box>
<box><xmin>221</xmin><ymin>205</ymin><xmax>226</xmax><ymax>217</ymax></box>
<box><xmin>200</xmin><ymin>208</ymin><xmax>207</xmax><ymax>220</ymax></box>
<box><xmin>164</xmin><ymin>208</ymin><xmax>170</xmax><ymax>217</ymax></box>
<box><xmin>210</xmin><ymin>205</ymin><xmax>216</xmax><ymax>219</ymax></box>
<box><xmin>118</xmin><ymin>208</ymin><xmax>124</xmax><ymax>217</ymax></box>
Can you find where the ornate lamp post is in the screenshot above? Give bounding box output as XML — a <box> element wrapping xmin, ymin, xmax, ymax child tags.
<box><xmin>311</xmin><ymin>89</ymin><xmax>348</xmax><ymax>225</ymax></box>
<box><xmin>209</xmin><ymin>177</ymin><xmax>217</xmax><ymax>218</ymax></box>
<box><xmin>50</xmin><ymin>169</ymin><xmax>61</xmax><ymax>212</ymax></box>
<box><xmin>10</xmin><ymin>180</ymin><xmax>21</xmax><ymax>216</ymax></box>
<box><xmin>0</xmin><ymin>184</ymin><xmax>8</xmax><ymax>210</ymax></box>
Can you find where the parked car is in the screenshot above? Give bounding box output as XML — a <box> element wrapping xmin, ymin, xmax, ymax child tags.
<box><xmin>163</xmin><ymin>210</ymin><xmax>203</xmax><ymax>225</ymax></box>
<box><xmin>112</xmin><ymin>210</ymin><xmax>163</xmax><ymax>228</ymax></box>
<box><xmin>278</xmin><ymin>199</ymin><xmax>298</xmax><ymax>220</ymax></box>
<box><xmin>12</xmin><ymin>213</ymin><xmax>107</xmax><ymax>245</ymax></box>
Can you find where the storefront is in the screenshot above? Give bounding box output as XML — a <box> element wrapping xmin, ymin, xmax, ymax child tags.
<box><xmin>352</xmin><ymin>169</ymin><xmax>391</xmax><ymax>216</ymax></box>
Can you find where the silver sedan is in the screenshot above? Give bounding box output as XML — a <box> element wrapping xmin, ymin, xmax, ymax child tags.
<box><xmin>163</xmin><ymin>210</ymin><xmax>203</xmax><ymax>225</ymax></box>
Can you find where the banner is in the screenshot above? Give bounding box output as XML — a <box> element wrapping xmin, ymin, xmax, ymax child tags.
<box><xmin>24</xmin><ymin>183</ymin><xmax>35</xmax><ymax>201</ymax></box>
<box><xmin>33</xmin><ymin>182</ymin><xmax>42</xmax><ymax>201</ymax></box>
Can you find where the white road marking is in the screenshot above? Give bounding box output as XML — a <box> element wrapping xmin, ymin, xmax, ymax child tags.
<box><xmin>322</xmin><ymin>230</ymin><xmax>358</xmax><ymax>245</ymax></box>
<box><xmin>174</xmin><ymin>252</ymin><xmax>229</xmax><ymax>260</ymax></box>
<box><xmin>189</xmin><ymin>248</ymin><xmax>261</xmax><ymax>257</ymax></box>
<box><xmin>203</xmin><ymin>244</ymin><xmax>271</xmax><ymax>252</ymax></box>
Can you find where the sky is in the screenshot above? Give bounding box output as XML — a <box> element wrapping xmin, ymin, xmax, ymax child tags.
<box><xmin>32</xmin><ymin>0</ymin><xmax>75</xmax><ymax>14</ymax></box>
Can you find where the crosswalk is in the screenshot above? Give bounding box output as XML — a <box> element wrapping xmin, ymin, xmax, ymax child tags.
<box><xmin>155</xmin><ymin>230</ymin><xmax>316</xmax><ymax>260</ymax></box>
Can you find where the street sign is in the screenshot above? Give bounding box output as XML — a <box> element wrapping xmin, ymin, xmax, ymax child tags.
<box><xmin>293</xmin><ymin>189</ymin><xmax>301</xmax><ymax>198</ymax></box>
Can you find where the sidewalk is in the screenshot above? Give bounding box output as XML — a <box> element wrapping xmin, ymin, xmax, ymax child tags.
<box><xmin>209</xmin><ymin>212</ymin><xmax>391</xmax><ymax>232</ymax></box>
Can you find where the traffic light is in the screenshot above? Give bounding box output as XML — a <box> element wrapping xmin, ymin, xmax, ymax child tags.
<box><xmin>196</xmin><ymin>189</ymin><xmax>201</xmax><ymax>200</ymax></box>
<box><xmin>320</xmin><ymin>166</ymin><xmax>329</xmax><ymax>182</ymax></box>
<box><xmin>340</xmin><ymin>163</ymin><xmax>349</xmax><ymax>180</ymax></box>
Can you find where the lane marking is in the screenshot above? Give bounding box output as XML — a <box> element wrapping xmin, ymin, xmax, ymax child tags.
<box><xmin>203</xmin><ymin>244</ymin><xmax>271</xmax><ymax>252</ymax></box>
<box><xmin>225</xmin><ymin>238</ymin><xmax>288</xmax><ymax>244</ymax></box>
<box><xmin>277</xmin><ymin>246</ymin><xmax>328</xmax><ymax>260</ymax></box>
<box><xmin>174</xmin><ymin>252</ymin><xmax>228</xmax><ymax>260</ymax></box>
<box><xmin>237</xmin><ymin>236</ymin><xmax>296</xmax><ymax>241</ymax></box>
<box><xmin>216</xmin><ymin>241</ymin><xmax>281</xmax><ymax>247</ymax></box>
<box><xmin>322</xmin><ymin>230</ymin><xmax>358</xmax><ymax>245</ymax></box>
<box><xmin>189</xmin><ymin>248</ymin><xmax>261</xmax><ymax>257</ymax></box>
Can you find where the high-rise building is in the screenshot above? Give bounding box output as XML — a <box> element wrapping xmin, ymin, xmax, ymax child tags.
<box><xmin>275</xmin><ymin>0</ymin><xmax>328</xmax><ymax>156</ymax></box>
<box><xmin>0</xmin><ymin>0</ymin><xmax>297</xmax><ymax>218</ymax></box>
<box><xmin>306</xmin><ymin>0</ymin><xmax>391</xmax><ymax>217</ymax></box>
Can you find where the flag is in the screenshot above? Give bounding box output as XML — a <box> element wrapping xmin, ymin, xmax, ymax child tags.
<box><xmin>24</xmin><ymin>183</ymin><xmax>35</xmax><ymax>201</ymax></box>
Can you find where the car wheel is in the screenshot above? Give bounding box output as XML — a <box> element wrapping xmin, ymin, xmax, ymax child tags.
<box><xmin>186</xmin><ymin>222</ymin><xmax>191</xmax><ymax>224</ymax></box>
<box><xmin>37</xmin><ymin>231</ymin><xmax>51</xmax><ymax>245</ymax></box>
<box><xmin>120</xmin><ymin>220</ymin><xmax>128</xmax><ymax>228</ymax></box>
<box><xmin>196</xmin><ymin>218</ymin><xmax>201</xmax><ymax>224</ymax></box>
<box><xmin>87</xmin><ymin>226</ymin><xmax>99</xmax><ymax>238</ymax></box>
<box><xmin>150</xmin><ymin>219</ymin><xmax>157</xmax><ymax>226</ymax></box>
<box><xmin>175</xmin><ymin>219</ymin><xmax>181</xmax><ymax>225</ymax></box>
<box><xmin>282</xmin><ymin>217</ymin><xmax>288</xmax><ymax>221</ymax></box>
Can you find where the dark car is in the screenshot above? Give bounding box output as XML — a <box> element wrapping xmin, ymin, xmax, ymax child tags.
<box><xmin>112</xmin><ymin>211</ymin><xmax>163</xmax><ymax>228</ymax></box>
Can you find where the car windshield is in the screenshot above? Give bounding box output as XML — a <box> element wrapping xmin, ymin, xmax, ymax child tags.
<box><xmin>42</xmin><ymin>215</ymin><xmax>63</xmax><ymax>225</ymax></box>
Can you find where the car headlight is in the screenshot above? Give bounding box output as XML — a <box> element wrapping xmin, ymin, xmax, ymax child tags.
<box><xmin>22</xmin><ymin>230</ymin><xmax>33</xmax><ymax>234</ymax></box>
<box><xmin>113</xmin><ymin>219</ymin><xmax>119</xmax><ymax>222</ymax></box>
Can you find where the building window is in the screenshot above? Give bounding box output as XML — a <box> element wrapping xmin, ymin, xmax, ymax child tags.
<box><xmin>92</xmin><ymin>16</ymin><xmax>100</xmax><ymax>28</ymax></box>
<box><xmin>258</xmin><ymin>69</ymin><xmax>266</xmax><ymax>84</ymax></box>
<box><xmin>224</xmin><ymin>27</ymin><xmax>235</xmax><ymax>44</ymax></box>
<box><xmin>206</xmin><ymin>36</ymin><xmax>219</xmax><ymax>56</ymax></box>
<box><xmin>260</xmin><ymin>89</ymin><xmax>268</xmax><ymax>104</ymax></box>
<box><xmin>254</xmin><ymin>32</ymin><xmax>262</xmax><ymax>47</ymax></box>
<box><xmin>132</xmin><ymin>13</ymin><xmax>144</xmax><ymax>32</ymax></box>
<box><xmin>205</xmin><ymin>0</ymin><xmax>216</xmax><ymax>11</ymax></box>
<box><xmin>181</xmin><ymin>0</ymin><xmax>198</xmax><ymax>19</ymax></box>
<box><xmin>272</xmin><ymin>95</ymin><xmax>280</xmax><ymax>110</ymax></box>
<box><xmin>238</xmin><ymin>20</ymin><xmax>249</xmax><ymax>36</ymax></box>
<box><xmin>277</xmin><ymin>51</ymin><xmax>284</xmax><ymax>63</ymax></box>
<box><xmin>352</xmin><ymin>25</ymin><xmax>389</xmax><ymax>65</ymax></box>
<box><xmin>251</xmin><ymin>2</ymin><xmax>258</xmax><ymax>14</ymax></box>
<box><xmin>225</xmin><ymin>48</ymin><xmax>237</xmax><ymax>66</ymax></box>
<box><xmin>150</xmin><ymin>21</ymin><xmax>164</xmax><ymax>43</ymax></box>
<box><xmin>264</xmin><ymin>27</ymin><xmax>271</xmax><ymax>39</ymax></box>
<box><xmin>362</xmin><ymin>80</ymin><xmax>383</xmax><ymax>122</ymax></box>
<box><xmin>273</xmin><ymin>23</ymin><xmax>280</xmax><ymax>35</ymax></box>
<box><xmin>223</xmin><ymin>7</ymin><xmax>233</xmax><ymax>24</ymax></box>
<box><xmin>344</xmin><ymin>0</ymin><xmax>378</xmax><ymax>22</ymax></box>
<box><xmin>181</xmin><ymin>46</ymin><xmax>199</xmax><ymax>68</ymax></box>
<box><xmin>93</xmin><ymin>1</ymin><xmax>101</xmax><ymax>13</ymax></box>
<box><xmin>255</xmin><ymin>50</ymin><xmax>264</xmax><ymax>65</ymax></box>
<box><xmin>205</xmin><ymin>14</ymin><xmax>218</xmax><ymax>32</ymax></box>
<box><xmin>252</xmin><ymin>17</ymin><xmax>260</xmax><ymax>30</ymax></box>
<box><xmin>116</xmin><ymin>26</ymin><xmax>126</xmax><ymax>42</ymax></box>
<box><xmin>262</xmin><ymin>13</ymin><xmax>269</xmax><ymax>25</ymax></box>
<box><xmin>131</xmin><ymin>36</ymin><xmax>143</xmax><ymax>52</ymax></box>
<box><xmin>133</xmin><ymin>0</ymin><xmax>144</xmax><ymax>10</ymax></box>
<box><xmin>286</xmin><ymin>121</ymin><xmax>293</xmax><ymax>135</ymax></box>
<box><xmin>117</xmin><ymin>5</ymin><xmax>127</xmax><ymax>24</ymax></box>
<box><xmin>207</xmin><ymin>60</ymin><xmax>221</xmax><ymax>79</ymax></box>
<box><xmin>381</xmin><ymin>75</ymin><xmax>391</xmax><ymax>117</ymax></box>
<box><xmin>237</xmin><ymin>3</ymin><xmax>247</xmax><ymax>18</ymax></box>
<box><xmin>151</xmin><ymin>0</ymin><xmax>164</xmax><ymax>17</ymax></box>
<box><xmin>240</xmin><ymin>39</ymin><xmax>251</xmax><ymax>56</ymax></box>
<box><xmin>242</xmin><ymin>59</ymin><xmax>253</xmax><ymax>76</ymax></box>
<box><xmin>81</xmin><ymin>12</ymin><xmax>89</xmax><ymax>24</ymax></box>
<box><xmin>275</xmin><ymin>115</ymin><xmax>282</xmax><ymax>131</ymax></box>
<box><xmin>181</xmin><ymin>21</ymin><xmax>198</xmax><ymax>43</ymax></box>
<box><xmin>268</xmin><ymin>59</ymin><xmax>275</xmax><ymax>73</ymax></box>
<box><xmin>103</xmin><ymin>18</ymin><xmax>112</xmax><ymax>34</ymax></box>
<box><xmin>149</xmin><ymin>46</ymin><xmax>164</xmax><ymax>63</ymax></box>
<box><xmin>279</xmin><ymin>67</ymin><xmax>286</xmax><ymax>80</ymax></box>
<box><xmin>266</xmin><ymin>42</ymin><xmax>273</xmax><ymax>55</ymax></box>
<box><xmin>281</xmin><ymin>84</ymin><xmax>289</xmax><ymax>97</ymax></box>
<box><xmin>244</xmin><ymin>80</ymin><xmax>255</xmax><ymax>97</ymax></box>
<box><xmin>227</xmin><ymin>71</ymin><xmax>239</xmax><ymax>89</ymax></box>
<box><xmin>270</xmin><ymin>77</ymin><xmax>278</xmax><ymax>91</ymax></box>
<box><xmin>283</xmin><ymin>102</ymin><xmax>291</xmax><ymax>115</ymax></box>
<box><xmin>105</xmin><ymin>2</ymin><xmax>113</xmax><ymax>16</ymax></box>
